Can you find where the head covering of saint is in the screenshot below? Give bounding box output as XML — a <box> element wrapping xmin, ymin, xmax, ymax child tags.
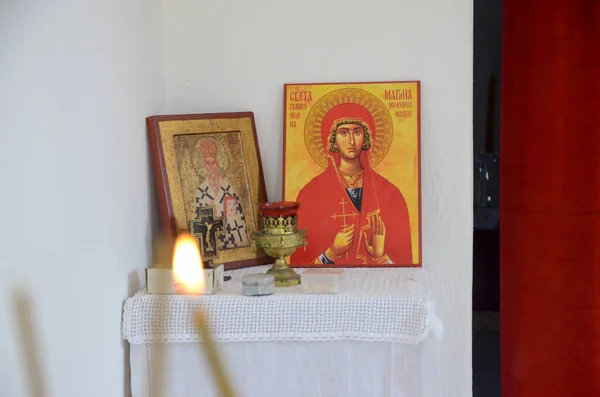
<box><xmin>320</xmin><ymin>103</ymin><xmax>377</xmax><ymax>170</ymax></box>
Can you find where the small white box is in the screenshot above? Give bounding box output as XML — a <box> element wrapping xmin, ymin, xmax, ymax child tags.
<box><xmin>146</xmin><ymin>264</ymin><xmax>224</xmax><ymax>295</ymax></box>
<box><xmin>301</xmin><ymin>269</ymin><xmax>344</xmax><ymax>294</ymax></box>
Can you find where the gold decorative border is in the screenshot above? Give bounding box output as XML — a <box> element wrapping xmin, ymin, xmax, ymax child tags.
<box><xmin>262</xmin><ymin>216</ymin><xmax>298</xmax><ymax>234</ymax></box>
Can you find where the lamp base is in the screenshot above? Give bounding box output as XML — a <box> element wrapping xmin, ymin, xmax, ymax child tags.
<box><xmin>266</xmin><ymin>263</ymin><xmax>301</xmax><ymax>287</ymax></box>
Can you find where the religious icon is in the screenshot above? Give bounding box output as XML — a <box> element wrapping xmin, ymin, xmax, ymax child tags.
<box><xmin>283</xmin><ymin>81</ymin><xmax>422</xmax><ymax>267</ymax></box>
<box><xmin>195</xmin><ymin>139</ymin><xmax>250</xmax><ymax>250</ymax></box>
<box><xmin>190</xmin><ymin>205</ymin><xmax>224</xmax><ymax>260</ymax></box>
<box><xmin>147</xmin><ymin>112</ymin><xmax>271</xmax><ymax>270</ymax></box>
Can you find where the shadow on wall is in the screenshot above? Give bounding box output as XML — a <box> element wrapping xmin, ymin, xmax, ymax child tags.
<box><xmin>122</xmin><ymin>139</ymin><xmax>162</xmax><ymax>397</ymax></box>
<box><xmin>122</xmin><ymin>269</ymin><xmax>142</xmax><ymax>397</ymax></box>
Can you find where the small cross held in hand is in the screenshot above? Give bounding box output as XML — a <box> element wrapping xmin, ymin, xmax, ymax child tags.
<box><xmin>189</xmin><ymin>205</ymin><xmax>224</xmax><ymax>261</ymax></box>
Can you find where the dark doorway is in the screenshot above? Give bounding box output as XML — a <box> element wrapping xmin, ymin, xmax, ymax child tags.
<box><xmin>473</xmin><ymin>0</ymin><xmax>502</xmax><ymax>395</ymax></box>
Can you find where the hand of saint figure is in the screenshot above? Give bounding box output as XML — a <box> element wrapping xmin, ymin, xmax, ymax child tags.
<box><xmin>331</xmin><ymin>224</ymin><xmax>355</xmax><ymax>257</ymax></box>
<box><xmin>363</xmin><ymin>214</ymin><xmax>386</xmax><ymax>259</ymax></box>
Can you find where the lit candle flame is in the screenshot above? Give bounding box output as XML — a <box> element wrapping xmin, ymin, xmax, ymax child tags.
<box><xmin>172</xmin><ymin>232</ymin><xmax>205</xmax><ymax>294</ymax></box>
<box><xmin>171</xmin><ymin>233</ymin><xmax>235</xmax><ymax>396</ymax></box>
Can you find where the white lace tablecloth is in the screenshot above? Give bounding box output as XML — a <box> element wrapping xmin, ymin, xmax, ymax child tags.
<box><xmin>123</xmin><ymin>266</ymin><xmax>443</xmax><ymax>397</ymax></box>
<box><xmin>123</xmin><ymin>266</ymin><xmax>433</xmax><ymax>345</ymax></box>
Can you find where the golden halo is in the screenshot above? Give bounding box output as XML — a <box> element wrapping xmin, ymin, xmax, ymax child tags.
<box><xmin>304</xmin><ymin>88</ymin><xmax>393</xmax><ymax>169</ymax></box>
<box><xmin>190</xmin><ymin>136</ymin><xmax>230</xmax><ymax>183</ymax></box>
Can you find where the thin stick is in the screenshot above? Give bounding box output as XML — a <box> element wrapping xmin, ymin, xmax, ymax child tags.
<box><xmin>195</xmin><ymin>311</ymin><xmax>235</xmax><ymax>397</ymax></box>
<box><xmin>14</xmin><ymin>289</ymin><xmax>47</xmax><ymax>397</ymax></box>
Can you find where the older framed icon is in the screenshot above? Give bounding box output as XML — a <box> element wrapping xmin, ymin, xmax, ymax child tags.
<box><xmin>147</xmin><ymin>112</ymin><xmax>270</xmax><ymax>270</ymax></box>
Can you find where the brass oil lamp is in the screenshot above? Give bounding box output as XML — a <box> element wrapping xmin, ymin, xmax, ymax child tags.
<box><xmin>253</xmin><ymin>201</ymin><xmax>306</xmax><ymax>287</ymax></box>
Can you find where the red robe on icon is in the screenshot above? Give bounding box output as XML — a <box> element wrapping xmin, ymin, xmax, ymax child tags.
<box><xmin>290</xmin><ymin>104</ymin><xmax>413</xmax><ymax>266</ymax></box>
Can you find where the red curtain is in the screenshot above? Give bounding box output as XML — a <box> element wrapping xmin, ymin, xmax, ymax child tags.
<box><xmin>501</xmin><ymin>1</ymin><xmax>600</xmax><ymax>395</ymax></box>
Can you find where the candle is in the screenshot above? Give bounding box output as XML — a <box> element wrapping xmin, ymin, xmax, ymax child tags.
<box><xmin>194</xmin><ymin>311</ymin><xmax>235</xmax><ymax>397</ymax></box>
<box><xmin>172</xmin><ymin>233</ymin><xmax>235</xmax><ymax>397</ymax></box>
<box><xmin>13</xmin><ymin>289</ymin><xmax>47</xmax><ymax>397</ymax></box>
<box><xmin>151</xmin><ymin>232</ymin><xmax>172</xmax><ymax>396</ymax></box>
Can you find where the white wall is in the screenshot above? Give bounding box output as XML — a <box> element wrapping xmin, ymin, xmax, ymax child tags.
<box><xmin>164</xmin><ymin>0</ymin><xmax>473</xmax><ymax>396</ymax></box>
<box><xmin>0</xmin><ymin>1</ymin><xmax>472</xmax><ymax>396</ymax></box>
<box><xmin>0</xmin><ymin>1</ymin><xmax>164</xmax><ymax>397</ymax></box>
